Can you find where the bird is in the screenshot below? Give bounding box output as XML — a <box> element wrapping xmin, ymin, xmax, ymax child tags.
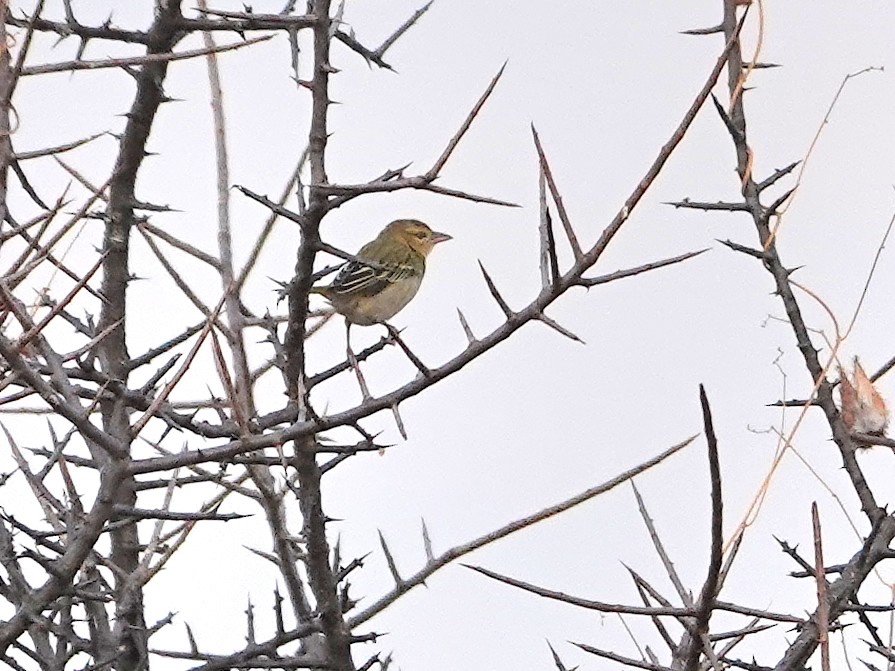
<box><xmin>311</xmin><ymin>219</ymin><xmax>452</xmax><ymax>326</ymax></box>
<box><xmin>311</xmin><ymin>219</ymin><xmax>452</xmax><ymax>398</ymax></box>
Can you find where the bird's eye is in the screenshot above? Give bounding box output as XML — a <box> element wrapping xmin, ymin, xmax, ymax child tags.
<box><xmin>415</xmin><ymin>231</ymin><xmax>428</xmax><ymax>239</ymax></box>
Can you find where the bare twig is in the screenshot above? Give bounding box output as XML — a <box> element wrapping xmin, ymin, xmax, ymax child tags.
<box><xmin>812</xmin><ymin>503</ymin><xmax>831</xmax><ymax>671</ymax></box>
<box><xmin>21</xmin><ymin>35</ymin><xmax>273</xmax><ymax>76</ymax></box>
<box><xmin>348</xmin><ymin>437</ymin><xmax>694</xmax><ymax>628</ymax></box>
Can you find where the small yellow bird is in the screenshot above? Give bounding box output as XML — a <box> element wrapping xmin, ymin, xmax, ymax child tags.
<box><xmin>312</xmin><ymin>219</ymin><xmax>452</xmax><ymax>326</ymax></box>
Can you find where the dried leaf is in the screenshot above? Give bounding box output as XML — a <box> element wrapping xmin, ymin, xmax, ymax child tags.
<box><xmin>839</xmin><ymin>357</ymin><xmax>889</xmax><ymax>436</ymax></box>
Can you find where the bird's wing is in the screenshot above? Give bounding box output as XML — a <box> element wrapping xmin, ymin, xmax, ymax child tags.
<box><xmin>328</xmin><ymin>258</ymin><xmax>419</xmax><ymax>297</ymax></box>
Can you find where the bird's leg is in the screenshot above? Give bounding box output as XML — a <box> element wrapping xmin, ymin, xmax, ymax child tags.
<box><xmin>383</xmin><ymin>322</ymin><xmax>430</xmax><ymax>377</ymax></box>
<box><xmin>345</xmin><ymin>320</ymin><xmax>372</xmax><ymax>401</ymax></box>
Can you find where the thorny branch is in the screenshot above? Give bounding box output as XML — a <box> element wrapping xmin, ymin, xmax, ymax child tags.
<box><xmin>657</xmin><ymin>2</ymin><xmax>895</xmax><ymax>671</ymax></box>
<box><xmin>1</xmin><ymin>2</ymin><xmax>883</xmax><ymax>671</ymax></box>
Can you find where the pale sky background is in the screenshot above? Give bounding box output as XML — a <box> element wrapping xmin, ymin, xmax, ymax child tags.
<box><xmin>5</xmin><ymin>1</ymin><xmax>895</xmax><ymax>669</ymax></box>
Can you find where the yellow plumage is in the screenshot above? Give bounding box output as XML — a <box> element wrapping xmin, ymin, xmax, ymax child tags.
<box><xmin>312</xmin><ymin>219</ymin><xmax>451</xmax><ymax>325</ymax></box>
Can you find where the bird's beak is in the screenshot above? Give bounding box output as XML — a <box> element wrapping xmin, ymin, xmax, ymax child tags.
<box><xmin>430</xmin><ymin>231</ymin><xmax>452</xmax><ymax>244</ymax></box>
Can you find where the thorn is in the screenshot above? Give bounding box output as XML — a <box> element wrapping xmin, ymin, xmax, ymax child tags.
<box><xmin>546</xmin><ymin>639</ymin><xmax>577</xmax><ymax>671</ymax></box>
<box><xmin>717</xmin><ymin>238</ymin><xmax>766</xmax><ymax>260</ymax></box>
<box><xmin>478</xmin><ymin>261</ymin><xmax>513</xmax><ymax>318</ymax></box>
<box><xmin>390</xmin><ymin>404</ymin><xmax>407</xmax><ymax>440</ymax></box>
<box><xmin>185</xmin><ymin>622</ymin><xmax>198</xmax><ymax>654</ymax></box>
<box><xmin>767</xmin><ymin>186</ymin><xmax>796</xmax><ymax>215</ymax></box>
<box><xmin>709</xmin><ymin>93</ymin><xmax>743</xmax><ymax>141</ymax></box>
<box><xmin>245</xmin><ymin>595</ymin><xmax>256</xmax><ymax>644</ymax></box>
<box><xmin>663</xmin><ymin>198</ymin><xmax>749</xmax><ymax>212</ymax></box>
<box><xmin>384</xmin><ymin>322</ymin><xmax>429</xmax><ymax>376</ymax></box>
<box><xmin>538</xmin><ymin>169</ymin><xmax>561</xmax><ymax>290</ymax></box>
<box><xmin>757</xmin><ymin>161</ymin><xmax>800</xmax><ymax>192</ymax></box>
<box><xmin>242</xmin><ymin>545</ymin><xmax>279</xmax><ymax>565</ymax></box>
<box><xmin>378</xmin><ymin>529</ymin><xmax>402</xmax><ymax>584</ymax></box>
<box><xmin>273</xmin><ymin>585</ymin><xmax>285</xmax><ymax>635</ymax></box>
<box><xmin>680</xmin><ymin>24</ymin><xmax>724</xmax><ymax>35</ymax></box>
<box><xmin>421</xmin><ymin>518</ymin><xmax>434</xmax><ymax>562</ymax></box>
<box><xmin>456</xmin><ymin>308</ymin><xmax>476</xmax><ymax>344</ymax></box>
<box><xmin>538</xmin><ymin>314</ymin><xmax>585</xmax><ymax>344</ymax></box>
<box><xmin>332</xmin><ymin>535</ymin><xmax>342</xmax><ymax>574</ymax></box>
<box><xmin>383</xmin><ymin>163</ymin><xmax>411</xmax><ymax>180</ymax></box>
<box><xmin>577</xmin><ymin>249</ymin><xmax>709</xmax><ymax>288</ymax></box>
<box><xmin>531</xmin><ymin>124</ymin><xmax>583</xmax><ymax>260</ymax></box>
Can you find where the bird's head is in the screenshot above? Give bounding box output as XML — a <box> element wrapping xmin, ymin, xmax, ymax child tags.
<box><xmin>384</xmin><ymin>219</ymin><xmax>452</xmax><ymax>256</ymax></box>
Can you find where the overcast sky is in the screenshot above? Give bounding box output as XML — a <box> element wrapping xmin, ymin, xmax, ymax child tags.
<box><xmin>6</xmin><ymin>1</ymin><xmax>895</xmax><ymax>669</ymax></box>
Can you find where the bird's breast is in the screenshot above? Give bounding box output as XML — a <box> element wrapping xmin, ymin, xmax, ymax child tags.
<box><xmin>345</xmin><ymin>273</ymin><xmax>424</xmax><ymax>325</ymax></box>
